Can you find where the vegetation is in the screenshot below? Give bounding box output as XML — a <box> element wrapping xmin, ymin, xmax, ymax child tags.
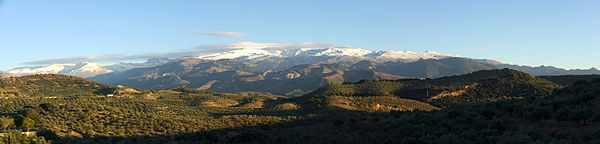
<box><xmin>0</xmin><ymin>74</ymin><xmax>113</xmax><ymax>98</ymax></box>
<box><xmin>539</xmin><ymin>74</ymin><xmax>600</xmax><ymax>86</ymax></box>
<box><xmin>1</xmin><ymin>70</ymin><xmax>600</xmax><ymax>143</ymax></box>
<box><xmin>309</xmin><ymin>69</ymin><xmax>561</xmax><ymax>107</ymax></box>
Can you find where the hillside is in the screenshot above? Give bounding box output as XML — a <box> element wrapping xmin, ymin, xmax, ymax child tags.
<box><xmin>215</xmin><ymin>78</ymin><xmax>600</xmax><ymax>143</ymax></box>
<box><xmin>90</xmin><ymin>58</ymin><xmax>262</xmax><ymax>90</ymax></box>
<box><xmin>375</xmin><ymin>57</ymin><xmax>501</xmax><ymax>78</ymax></box>
<box><xmin>0</xmin><ymin>69</ymin><xmax>595</xmax><ymax>143</ymax></box>
<box><xmin>0</xmin><ymin>74</ymin><xmax>301</xmax><ymax>143</ymax></box>
<box><xmin>208</xmin><ymin>63</ymin><xmax>409</xmax><ymax>96</ymax></box>
<box><xmin>92</xmin><ymin>60</ymin><xmax>409</xmax><ymax>96</ymax></box>
<box><xmin>308</xmin><ymin>68</ymin><xmax>561</xmax><ymax>107</ymax></box>
<box><xmin>538</xmin><ymin>75</ymin><xmax>600</xmax><ymax>86</ymax></box>
<box><xmin>0</xmin><ymin>74</ymin><xmax>114</xmax><ymax>98</ymax></box>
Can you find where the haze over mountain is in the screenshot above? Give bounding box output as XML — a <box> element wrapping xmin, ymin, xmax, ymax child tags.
<box><xmin>7</xmin><ymin>58</ymin><xmax>171</xmax><ymax>78</ymax></box>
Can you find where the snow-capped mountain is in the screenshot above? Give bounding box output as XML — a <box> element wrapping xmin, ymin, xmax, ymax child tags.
<box><xmin>8</xmin><ymin>62</ymin><xmax>113</xmax><ymax>78</ymax></box>
<box><xmin>60</xmin><ymin>62</ymin><xmax>114</xmax><ymax>77</ymax></box>
<box><xmin>0</xmin><ymin>71</ymin><xmax>18</xmax><ymax>78</ymax></box>
<box><xmin>196</xmin><ymin>47</ymin><xmax>457</xmax><ymax>70</ymax></box>
<box><xmin>7</xmin><ymin>58</ymin><xmax>171</xmax><ymax>78</ymax></box>
<box><xmin>8</xmin><ymin>64</ymin><xmax>77</xmax><ymax>75</ymax></box>
<box><xmin>197</xmin><ymin>47</ymin><xmax>456</xmax><ymax>62</ymax></box>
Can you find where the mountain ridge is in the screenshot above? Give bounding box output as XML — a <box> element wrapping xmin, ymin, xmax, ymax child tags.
<box><xmin>0</xmin><ymin>71</ymin><xmax>18</xmax><ymax>78</ymax></box>
<box><xmin>8</xmin><ymin>48</ymin><xmax>599</xmax><ymax>79</ymax></box>
<box><xmin>8</xmin><ymin>58</ymin><xmax>171</xmax><ymax>78</ymax></box>
<box><xmin>88</xmin><ymin>57</ymin><xmax>593</xmax><ymax>96</ymax></box>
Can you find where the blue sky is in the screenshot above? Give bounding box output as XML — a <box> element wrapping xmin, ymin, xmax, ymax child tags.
<box><xmin>0</xmin><ymin>0</ymin><xmax>598</xmax><ymax>70</ymax></box>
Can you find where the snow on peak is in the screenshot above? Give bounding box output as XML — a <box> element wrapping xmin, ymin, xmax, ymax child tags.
<box><xmin>196</xmin><ymin>47</ymin><xmax>456</xmax><ymax>61</ymax></box>
<box><xmin>7</xmin><ymin>58</ymin><xmax>172</xmax><ymax>78</ymax></box>
<box><xmin>373</xmin><ymin>50</ymin><xmax>453</xmax><ymax>60</ymax></box>
<box><xmin>7</xmin><ymin>62</ymin><xmax>113</xmax><ymax>78</ymax></box>
<box><xmin>198</xmin><ymin>49</ymin><xmax>273</xmax><ymax>60</ymax></box>
<box><xmin>60</xmin><ymin>62</ymin><xmax>113</xmax><ymax>76</ymax></box>
<box><xmin>8</xmin><ymin>64</ymin><xmax>76</xmax><ymax>75</ymax></box>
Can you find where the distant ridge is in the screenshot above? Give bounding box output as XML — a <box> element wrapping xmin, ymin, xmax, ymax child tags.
<box><xmin>538</xmin><ymin>74</ymin><xmax>600</xmax><ymax>86</ymax></box>
<box><xmin>8</xmin><ymin>47</ymin><xmax>600</xmax><ymax>80</ymax></box>
<box><xmin>502</xmin><ymin>64</ymin><xmax>600</xmax><ymax>76</ymax></box>
<box><xmin>90</xmin><ymin>57</ymin><xmax>588</xmax><ymax>97</ymax></box>
<box><xmin>7</xmin><ymin>58</ymin><xmax>171</xmax><ymax>78</ymax></box>
<box><xmin>0</xmin><ymin>71</ymin><xmax>18</xmax><ymax>78</ymax></box>
<box><xmin>196</xmin><ymin>47</ymin><xmax>456</xmax><ymax>70</ymax></box>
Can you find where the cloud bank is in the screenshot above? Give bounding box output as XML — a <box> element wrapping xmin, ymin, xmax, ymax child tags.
<box><xmin>23</xmin><ymin>55</ymin><xmax>127</xmax><ymax>65</ymax></box>
<box><xmin>195</xmin><ymin>41</ymin><xmax>351</xmax><ymax>50</ymax></box>
<box><xmin>183</xmin><ymin>31</ymin><xmax>246</xmax><ymax>37</ymax></box>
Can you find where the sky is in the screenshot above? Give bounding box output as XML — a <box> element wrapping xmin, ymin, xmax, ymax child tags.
<box><xmin>0</xmin><ymin>0</ymin><xmax>599</xmax><ymax>70</ymax></box>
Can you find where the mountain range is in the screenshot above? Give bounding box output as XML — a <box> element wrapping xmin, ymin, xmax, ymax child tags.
<box><xmin>7</xmin><ymin>58</ymin><xmax>171</xmax><ymax>77</ymax></box>
<box><xmin>5</xmin><ymin>47</ymin><xmax>600</xmax><ymax>96</ymax></box>
<box><xmin>196</xmin><ymin>47</ymin><xmax>456</xmax><ymax>70</ymax></box>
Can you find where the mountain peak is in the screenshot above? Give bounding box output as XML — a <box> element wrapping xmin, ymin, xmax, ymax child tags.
<box><xmin>8</xmin><ymin>58</ymin><xmax>172</xmax><ymax>78</ymax></box>
<box><xmin>196</xmin><ymin>47</ymin><xmax>455</xmax><ymax>62</ymax></box>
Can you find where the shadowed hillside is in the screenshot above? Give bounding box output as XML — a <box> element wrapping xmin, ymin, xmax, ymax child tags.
<box><xmin>539</xmin><ymin>75</ymin><xmax>600</xmax><ymax>86</ymax></box>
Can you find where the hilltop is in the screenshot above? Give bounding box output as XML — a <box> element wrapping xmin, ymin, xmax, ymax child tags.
<box><xmin>308</xmin><ymin>68</ymin><xmax>561</xmax><ymax>107</ymax></box>
<box><xmin>0</xmin><ymin>74</ymin><xmax>114</xmax><ymax>98</ymax></box>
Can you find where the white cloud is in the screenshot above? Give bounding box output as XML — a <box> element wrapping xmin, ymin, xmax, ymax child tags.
<box><xmin>125</xmin><ymin>49</ymin><xmax>226</xmax><ymax>59</ymax></box>
<box><xmin>23</xmin><ymin>48</ymin><xmax>227</xmax><ymax>65</ymax></box>
<box><xmin>195</xmin><ymin>41</ymin><xmax>352</xmax><ymax>50</ymax></box>
<box><xmin>23</xmin><ymin>55</ymin><xmax>127</xmax><ymax>65</ymax></box>
<box><xmin>183</xmin><ymin>31</ymin><xmax>246</xmax><ymax>37</ymax></box>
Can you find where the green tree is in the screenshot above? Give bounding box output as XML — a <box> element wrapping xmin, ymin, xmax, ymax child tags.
<box><xmin>15</xmin><ymin>115</ymin><xmax>35</xmax><ymax>132</ymax></box>
<box><xmin>37</xmin><ymin>129</ymin><xmax>59</xmax><ymax>141</ymax></box>
<box><xmin>569</xmin><ymin>106</ymin><xmax>593</xmax><ymax>128</ymax></box>
<box><xmin>25</xmin><ymin>109</ymin><xmax>42</xmax><ymax>122</ymax></box>
<box><xmin>1</xmin><ymin>130</ymin><xmax>50</xmax><ymax>144</ymax></box>
<box><xmin>0</xmin><ymin>116</ymin><xmax>14</xmax><ymax>131</ymax></box>
<box><xmin>555</xmin><ymin>108</ymin><xmax>569</xmax><ymax>127</ymax></box>
<box><xmin>39</xmin><ymin>103</ymin><xmax>58</xmax><ymax>113</ymax></box>
<box><xmin>21</xmin><ymin>117</ymin><xmax>34</xmax><ymax>131</ymax></box>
